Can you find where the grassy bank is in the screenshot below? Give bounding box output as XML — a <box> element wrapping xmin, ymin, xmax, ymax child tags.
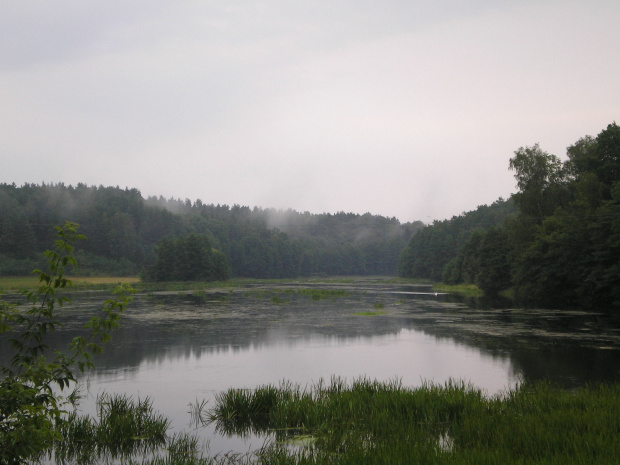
<box><xmin>432</xmin><ymin>283</ymin><xmax>484</xmax><ymax>298</ymax></box>
<box><xmin>0</xmin><ymin>275</ymin><xmax>141</xmax><ymax>291</ymax></box>
<box><xmin>208</xmin><ymin>379</ymin><xmax>620</xmax><ymax>464</ymax></box>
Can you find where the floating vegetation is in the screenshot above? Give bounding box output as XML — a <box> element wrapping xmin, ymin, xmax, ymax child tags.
<box><xmin>372</xmin><ymin>301</ymin><xmax>384</xmax><ymax>309</ymax></box>
<box><xmin>271</xmin><ymin>295</ymin><xmax>290</xmax><ymax>305</ymax></box>
<box><xmin>212</xmin><ymin>293</ymin><xmax>231</xmax><ymax>304</ymax></box>
<box><xmin>295</xmin><ymin>288</ymin><xmax>348</xmax><ymax>300</ymax></box>
<box><xmin>243</xmin><ymin>288</ymin><xmax>349</xmax><ymax>304</ymax></box>
<box><xmin>354</xmin><ymin>311</ymin><xmax>385</xmax><ymax>316</ymax></box>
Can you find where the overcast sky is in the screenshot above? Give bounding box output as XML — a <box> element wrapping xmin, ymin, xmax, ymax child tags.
<box><xmin>1</xmin><ymin>1</ymin><xmax>618</xmax><ymax>223</ymax></box>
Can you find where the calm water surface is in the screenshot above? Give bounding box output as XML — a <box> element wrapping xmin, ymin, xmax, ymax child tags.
<box><xmin>3</xmin><ymin>281</ymin><xmax>620</xmax><ymax>456</ymax></box>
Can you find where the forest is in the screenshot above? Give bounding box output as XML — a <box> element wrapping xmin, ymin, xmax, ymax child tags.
<box><xmin>0</xmin><ymin>183</ymin><xmax>423</xmax><ymax>280</ymax></box>
<box><xmin>399</xmin><ymin>122</ymin><xmax>620</xmax><ymax>312</ymax></box>
<box><xmin>2</xmin><ymin>122</ymin><xmax>618</xmax><ymax>312</ymax></box>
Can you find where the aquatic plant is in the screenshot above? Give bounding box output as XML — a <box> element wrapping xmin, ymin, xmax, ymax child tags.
<box><xmin>208</xmin><ymin>379</ymin><xmax>620</xmax><ymax>464</ymax></box>
<box><xmin>209</xmin><ymin>385</ymin><xmax>284</xmax><ymax>437</ymax></box>
<box><xmin>55</xmin><ymin>393</ymin><xmax>170</xmax><ymax>463</ymax></box>
<box><xmin>189</xmin><ymin>398</ymin><xmax>209</xmax><ymax>427</ymax></box>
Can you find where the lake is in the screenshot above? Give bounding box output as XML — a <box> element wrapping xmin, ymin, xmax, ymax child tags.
<box><xmin>3</xmin><ymin>279</ymin><xmax>620</xmax><ymax>457</ymax></box>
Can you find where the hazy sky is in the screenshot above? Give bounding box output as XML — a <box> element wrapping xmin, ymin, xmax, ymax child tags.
<box><xmin>1</xmin><ymin>1</ymin><xmax>618</xmax><ymax>222</ymax></box>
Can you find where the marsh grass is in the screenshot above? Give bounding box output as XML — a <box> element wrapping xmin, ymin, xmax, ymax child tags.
<box><xmin>56</xmin><ymin>393</ymin><xmax>170</xmax><ymax>463</ymax></box>
<box><xmin>51</xmin><ymin>380</ymin><xmax>620</xmax><ymax>464</ymax></box>
<box><xmin>189</xmin><ymin>398</ymin><xmax>210</xmax><ymax>427</ymax></box>
<box><xmin>208</xmin><ymin>378</ymin><xmax>620</xmax><ymax>464</ymax></box>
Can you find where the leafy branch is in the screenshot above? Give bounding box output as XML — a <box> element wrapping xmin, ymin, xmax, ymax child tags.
<box><xmin>0</xmin><ymin>221</ymin><xmax>134</xmax><ymax>464</ymax></box>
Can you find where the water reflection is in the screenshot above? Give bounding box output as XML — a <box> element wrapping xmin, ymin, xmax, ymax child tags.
<box><xmin>2</xmin><ymin>283</ymin><xmax>620</xmax><ymax>456</ymax></box>
<box><xmin>2</xmin><ymin>285</ymin><xmax>620</xmax><ymax>388</ymax></box>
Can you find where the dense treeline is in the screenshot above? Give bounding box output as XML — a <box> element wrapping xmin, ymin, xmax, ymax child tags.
<box><xmin>400</xmin><ymin>122</ymin><xmax>620</xmax><ymax>312</ymax></box>
<box><xmin>0</xmin><ymin>183</ymin><xmax>422</xmax><ymax>279</ymax></box>
<box><xmin>145</xmin><ymin>233</ymin><xmax>229</xmax><ymax>282</ymax></box>
<box><xmin>398</xmin><ymin>199</ymin><xmax>517</xmax><ymax>281</ymax></box>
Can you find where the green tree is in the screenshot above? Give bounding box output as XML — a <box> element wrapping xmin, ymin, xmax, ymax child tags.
<box><xmin>0</xmin><ymin>209</ymin><xmax>37</xmax><ymax>260</ymax></box>
<box><xmin>0</xmin><ymin>222</ymin><xmax>134</xmax><ymax>464</ymax></box>
<box><xmin>476</xmin><ymin>227</ymin><xmax>512</xmax><ymax>295</ymax></box>
<box><xmin>565</xmin><ymin>134</ymin><xmax>598</xmax><ymax>179</ymax></box>
<box><xmin>510</xmin><ymin>124</ymin><xmax>620</xmax><ymax>310</ymax></box>
<box><xmin>146</xmin><ymin>233</ymin><xmax>229</xmax><ymax>282</ymax></box>
<box><xmin>399</xmin><ymin>200</ymin><xmax>515</xmax><ymax>281</ymax></box>
<box><xmin>593</xmin><ymin>122</ymin><xmax>620</xmax><ymax>187</ymax></box>
<box><xmin>150</xmin><ymin>236</ymin><xmax>176</xmax><ymax>282</ymax></box>
<box><xmin>442</xmin><ymin>230</ymin><xmax>484</xmax><ymax>285</ymax></box>
<box><xmin>509</xmin><ymin>144</ymin><xmax>566</xmax><ymax>221</ymax></box>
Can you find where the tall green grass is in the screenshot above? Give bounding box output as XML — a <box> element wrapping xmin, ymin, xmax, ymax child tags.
<box><xmin>208</xmin><ymin>378</ymin><xmax>620</xmax><ymax>464</ymax></box>
<box><xmin>55</xmin><ymin>393</ymin><xmax>170</xmax><ymax>463</ymax></box>
<box><xmin>48</xmin><ymin>380</ymin><xmax>620</xmax><ymax>464</ymax></box>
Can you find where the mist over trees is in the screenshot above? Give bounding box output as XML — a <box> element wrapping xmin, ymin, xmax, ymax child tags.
<box><xmin>400</xmin><ymin>122</ymin><xmax>620</xmax><ymax>312</ymax></box>
<box><xmin>4</xmin><ymin>122</ymin><xmax>617</xmax><ymax>312</ymax></box>
<box><xmin>0</xmin><ymin>183</ymin><xmax>422</xmax><ymax>279</ymax></box>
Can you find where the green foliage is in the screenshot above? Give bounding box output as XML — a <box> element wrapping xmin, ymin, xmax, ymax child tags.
<box><xmin>0</xmin><ymin>183</ymin><xmax>419</xmax><ymax>279</ymax></box>
<box><xmin>145</xmin><ymin>233</ymin><xmax>230</xmax><ymax>282</ymax></box>
<box><xmin>407</xmin><ymin>122</ymin><xmax>620</xmax><ymax>312</ymax></box>
<box><xmin>508</xmin><ymin>143</ymin><xmax>568</xmax><ymax>220</ymax></box>
<box><xmin>399</xmin><ymin>199</ymin><xmax>516</xmax><ymax>281</ymax></box>
<box><xmin>510</xmin><ymin>123</ymin><xmax>620</xmax><ymax>310</ymax></box>
<box><xmin>475</xmin><ymin>227</ymin><xmax>512</xmax><ymax>295</ymax></box>
<box><xmin>0</xmin><ymin>222</ymin><xmax>134</xmax><ymax>464</ymax></box>
<box><xmin>591</xmin><ymin>122</ymin><xmax>620</xmax><ymax>186</ymax></box>
<box><xmin>442</xmin><ymin>229</ymin><xmax>484</xmax><ymax>285</ymax></box>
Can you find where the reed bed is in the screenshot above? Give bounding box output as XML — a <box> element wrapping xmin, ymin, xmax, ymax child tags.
<box><xmin>209</xmin><ymin>378</ymin><xmax>620</xmax><ymax>464</ymax></box>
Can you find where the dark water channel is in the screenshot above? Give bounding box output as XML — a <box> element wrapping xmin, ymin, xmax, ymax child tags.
<box><xmin>3</xmin><ymin>280</ymin><xmax>620</xmax><ymax>457</ymax></box>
